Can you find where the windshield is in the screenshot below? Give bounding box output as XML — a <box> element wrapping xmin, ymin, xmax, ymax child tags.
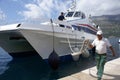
<box><xmin>74</xmin><ymin>12</ymin><xmax>81</xmax><ymax>17</ymax></box>
<box><xmin>66</xmin><ymin>12</ymin><xmax>74</xmax><ymax>17</ymax></box>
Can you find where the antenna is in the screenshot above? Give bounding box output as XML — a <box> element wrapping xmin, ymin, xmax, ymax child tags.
<box><xmin>69</xmin><ymin>0</ymin><xmax>76</xmax><ymax>11</ymax></box>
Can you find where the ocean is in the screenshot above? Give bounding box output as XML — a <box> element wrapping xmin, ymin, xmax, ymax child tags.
<box><xmin>0</xmin><ymin>38</ymin><xmax>119</xmax><ymax>80</ymax></box>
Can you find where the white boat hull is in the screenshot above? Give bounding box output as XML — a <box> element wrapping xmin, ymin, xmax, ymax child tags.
<box><xmin>20</xmin><ymin>23</ymin><xmax>96</xmax><ymax>59</ymax></box>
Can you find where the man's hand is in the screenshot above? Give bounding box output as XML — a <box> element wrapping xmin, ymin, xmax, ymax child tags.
<box><xmin>109</xmin><ymin>46</ymin><xmax>116</xmax><ymax>57</ymax></box>
<box><xmin>84</xmin><ymin>39</ymin><xmax>94</xmax><ymax>48</ymax></box>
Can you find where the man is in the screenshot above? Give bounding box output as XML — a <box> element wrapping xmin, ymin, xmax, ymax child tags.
<box><xmin>58</xmin><ymin>12</ymin><xmax>65</xmax><ymax>21</ymax></box>
<box><xmin>87</xmin><ymin>30</ymin><xmax>115</xmax><ymax>80</ymax></box>
<box><xmin>58</xmin><ymin>12</ymin><xmax>65</xmax><ymax>27</ymax></box>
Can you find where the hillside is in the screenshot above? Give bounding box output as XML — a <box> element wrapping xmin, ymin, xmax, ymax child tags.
<box><xmin>92</xmin><ymin>14</ymin><xmax>120</xmax><ymax>21</ymax></box>
<box><xmin>92</xmin><ymin>14</ymin><xmax>120</xmax><ymax>38</ymax></box>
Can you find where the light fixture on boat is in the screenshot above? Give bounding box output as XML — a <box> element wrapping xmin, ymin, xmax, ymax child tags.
<box><xmin>16</xmin><ymin>23</ymin><xmax>21</xmax><ymax>27</ymax></box>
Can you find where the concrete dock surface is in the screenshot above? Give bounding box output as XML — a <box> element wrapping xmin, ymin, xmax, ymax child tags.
<box><xmin>58</xmin><ymin>57</ymin><xmax>120</xmax><ymax>80</ymax></box>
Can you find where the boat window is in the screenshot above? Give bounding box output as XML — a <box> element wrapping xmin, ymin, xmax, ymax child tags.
<box><xmin>72</xmin><ymin>25</ymin><xmax>79</xmax><ymax>31</ymax></box>
<box><xmin>66</xmin><ymin>26</ymin><xmax>72</xmax><ymax>29</ymax></box>
<box><xmin>59</xmin><ymin>24</ymin><xmax>65</xmax><ymax>27</ymax></box>
<box><xmin>9</xmin><ymin>36</ymin><xmax>25</xmax><ymax>40</ymax></box>
<box><xmin>74</xmin><ymin>12</ymin><xmax>81</xmax><ymax>17</ymax></box>
<box><xmin>66</xmin><ymin>12</ymin><xmax>74</xmax><ymax>17</ymax></box>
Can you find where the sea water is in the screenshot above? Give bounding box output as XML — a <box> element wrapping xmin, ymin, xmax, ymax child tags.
<box><xmin>0</xmin><ymin>38</ymin><xmax>119</xmax><ymax>80</ymax></box>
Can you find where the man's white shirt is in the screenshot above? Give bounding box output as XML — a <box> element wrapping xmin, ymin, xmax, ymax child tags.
<box><xmin>92</xmin><ymin>38</ymin><xmax>111</xmax><ymax>54</ymax></box>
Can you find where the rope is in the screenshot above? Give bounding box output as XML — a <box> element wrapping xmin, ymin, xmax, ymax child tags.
<box><xmin>66</xmin><ymin>33</ymin><xmax>76</xmax><ymax>53</ymax></box>
<box><xmin>65</xmin><ymin>27</ymin><xmax>89</xmax><ymax>54</ymax></box>
<box><xmin>80</xmin><ymin>40</ymin><xmax>89</xmax><ymax>53</ymax></box>
<box><xmin>50</xmin><ymin>19</ymin><xmax>55</xmax><ymax>50</ymax></box>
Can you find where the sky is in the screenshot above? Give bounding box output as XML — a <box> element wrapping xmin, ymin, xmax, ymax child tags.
<box><xmin>0</xmin><ymin>0</ymin><xmax>120</xmax><ymax>25</ymax></box>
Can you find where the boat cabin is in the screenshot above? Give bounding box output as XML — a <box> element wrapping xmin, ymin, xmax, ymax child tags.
<box><xmin>64</xmin><ymin>11</ymin><xmax>86</xmax><ymax>20</ymax></box>
<box><xmin>57</xmin><ymin>11</ymin><xmax>97</xmax><ymax>35</ymax></box>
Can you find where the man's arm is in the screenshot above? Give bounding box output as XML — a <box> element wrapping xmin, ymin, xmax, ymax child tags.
<box><xmin>109</xmin><ymin>46</ymin><xmax>116</xmax><ymax>56</ymax></box>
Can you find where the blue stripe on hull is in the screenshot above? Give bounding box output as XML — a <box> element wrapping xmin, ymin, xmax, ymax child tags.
<box><xmin>72</xmin><ymin>25</ymin><xmax>97</xmax><ymax>35</ymax></box>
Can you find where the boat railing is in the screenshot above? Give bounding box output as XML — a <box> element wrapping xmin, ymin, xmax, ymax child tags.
<box><xmin>53</xmin><ymin>20</ymin><xmax>73</xmax><ymax>29</ymax></box>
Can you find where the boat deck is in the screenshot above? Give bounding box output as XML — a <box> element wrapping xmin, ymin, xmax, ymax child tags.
<box><xmin>58</xmin><ymin>57</ymin><xmax>120</xmax><ymax>80</ymax></box>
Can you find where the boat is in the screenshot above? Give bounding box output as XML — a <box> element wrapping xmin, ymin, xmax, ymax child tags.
<box><xmin>2</xmin><ymin>0</ymin><xmax>99</xmax><ymax>68</ymax></box>
<box><xmin>19</xmin><ymin>12</ymin><xmax>97</xmax><ymax>57</ymax></box>
<box><xmin>17</xmin><ymin>0</ymin><xmax>99</xmax><ymax>69</ymax></box>
<box><xmin>0</xmin><ymin>23</ymin><xmax>34</xmax><ymax>55</ymax></box>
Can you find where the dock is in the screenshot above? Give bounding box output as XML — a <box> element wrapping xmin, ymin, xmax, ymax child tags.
<box><xmin>58</xmin><ymin>57</ymin><xmax>120</xmax><ymax>80</ymax></box>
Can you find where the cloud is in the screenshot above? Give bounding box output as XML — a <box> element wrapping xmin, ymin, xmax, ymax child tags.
<box><xmin>19</xmin><ymin>4</ymin><xmax>41</xmax><ymax>20</ymax></box>
<box><xmin>76</xmin><ymin>0</ymin><xmax>120</xmax><ymax>16</ymax></box>
<box><xmin>19</xmin><ymin>0</ymin><xmax>120</xmax><ymax>20</ymax></box>
<box><xmin>0</xmin><ymin>9</ymin><xmax>6</xmax><ymax>20</ymax></box>
<box><xmin>19</xmin><ymin>0</ymin><xmax>70</xmax><ymax>20</ymax></box>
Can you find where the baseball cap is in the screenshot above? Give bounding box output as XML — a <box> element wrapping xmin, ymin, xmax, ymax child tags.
<box><xmin>96</xmin><ymin>30</ymin><xmax>103</xmax><ymax>35</ymax></box>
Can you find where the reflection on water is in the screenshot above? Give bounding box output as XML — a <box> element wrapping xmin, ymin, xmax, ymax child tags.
<box><xmin>0</xmin><ymin>47</ymin><xmax>13</xmax><ymax>75</ymax></box>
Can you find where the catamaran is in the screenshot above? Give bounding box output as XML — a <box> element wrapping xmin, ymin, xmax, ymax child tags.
<box><xmin>17</xmin><ymin>1</ymin><xmax>100</xmax><ymax>69</ymax></box>
<box><xmin>0</xmin><ymin>0</ymin><xmax>100</xmax><ymax>69</ymax></box>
